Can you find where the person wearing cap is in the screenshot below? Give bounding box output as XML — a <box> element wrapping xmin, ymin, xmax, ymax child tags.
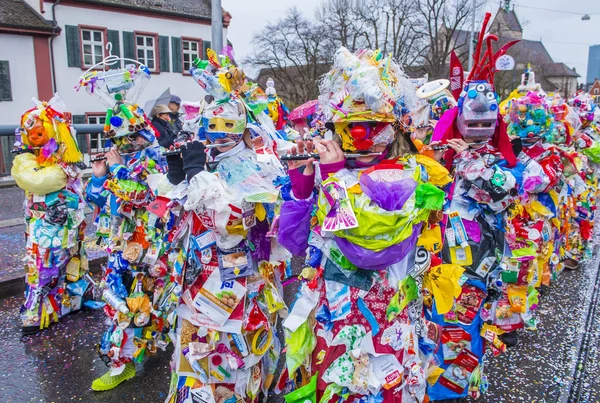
<box><xmin>168</xmin><ymin>95</ymin><xmax>184</xmax><ymax>132</ymax></box>
<box><xmin>151</xmin><ymin>104</ymin><xmax>185</xmax><ymax>185</ymax></box>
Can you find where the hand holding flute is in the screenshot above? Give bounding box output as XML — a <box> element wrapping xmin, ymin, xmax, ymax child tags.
<box><xmin>90</xmin><ymin>149</ymin><xmax>122</xmax><ymax>177</ymax></box>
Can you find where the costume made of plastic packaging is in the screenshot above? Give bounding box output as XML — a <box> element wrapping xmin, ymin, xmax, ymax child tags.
<box><xmin>277</xmin><ymin>46</ymin><xmax>454</xmax><ymax>403</ymax></box>
<box><xmin>164</xmin><ymin>49</ymin><xmax>290</xmax><ymax>403</ymax></box>
<box><xmin>76</xmin><ymin>64</ymin><xmax>175</xmax><ymax>386</ymax></box>
<box><xmin>562</xmin><ymin>92</ymin><xmax>600</xmax><ymax>264</ymax></box>
<box><xmin>425</xmin><ymin>14</ymin><xmax>526</xmax><ymax>400</ymax></box>
<box><xmin>12</xmin><ymin>95</ymin><xmax>89</xmax><ymax>334</ymax></box>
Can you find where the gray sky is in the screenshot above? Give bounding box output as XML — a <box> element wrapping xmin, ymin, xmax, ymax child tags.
<box><xmin>223</xmin><ymin>0</ymin><xmax>600</xmax><ymax>82</ymax></box>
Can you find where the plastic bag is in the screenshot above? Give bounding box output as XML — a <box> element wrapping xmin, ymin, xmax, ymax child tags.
<box><xmin>334</xmin><ymin>223</ymin><xmax>422</xmax><ymax>270</ymax></box>
<box><xmin>278</xmin><ymin>198</ymin><xmax>315</xmax><ymax>256</ymax></box>
<box><xmin>12</xmin><ymin>153</ymin><xmax>67</xmax><ymax>195</ymax></box>
<box><xmin>284</xmin><ymin>373</ymin><xmax>318</xmax><ymax>403</ymax></box>
<box><xmin>285</xmin><ymin>320</ymin><xmax>316</xmax><ymax>375</ymax></box>
<box><xmin>360</xmin><ymin>174</ymin><xmax>417</xmax><ymax>211</ymax></box>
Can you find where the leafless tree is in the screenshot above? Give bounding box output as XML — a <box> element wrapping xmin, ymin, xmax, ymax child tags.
<box><xmin>413</xmin><ymin>0</ymin><xmax>485</xmax><ymax>79</ymax></box>
<box><xmin>244</xmin><ymin>8</ymin><xmax>331</xmax><ymax>107</ymax></box>
<box><xmin>317</xmin><ymin>0</ymin><xmax>422</xmax><ymax>66</ymax></box>
<box><xmin>244</xmin><ymin>0</ymin><xmax>490</xmax><ymax>107</ymax></box>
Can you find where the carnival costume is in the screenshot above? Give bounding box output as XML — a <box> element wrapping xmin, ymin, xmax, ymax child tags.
<box><xmin>164</xmin><ymin>49</ymin><xmax>290</xmax><ymax>403</ymax></box>
<box><xmin>76</xmin><ymin>63</ymin><xmax>174</xmax><ymax>391</ymax></box>
<box><xmin>12</xmin><ymin>95</ymin><xmax>89</xmax><ymax>335</ymax></box>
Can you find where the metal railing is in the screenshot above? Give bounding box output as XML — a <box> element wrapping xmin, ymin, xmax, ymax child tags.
<box><xmin>0</xmin><ymin>124</ymin><xmax>104</xmax><ymax>176</ymax></box>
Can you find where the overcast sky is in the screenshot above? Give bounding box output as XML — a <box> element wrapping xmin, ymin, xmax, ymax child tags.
<box><xmin>222</xmin><ymin>0</ymin><xmax>600</xmax><ymax>82</ymax></box>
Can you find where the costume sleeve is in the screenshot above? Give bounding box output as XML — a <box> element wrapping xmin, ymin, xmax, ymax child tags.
<box><xmin>11</xmin><ymin>153</ymin><xmax>67</xmax><ymax>195</ymax></box>
<box><xmin>85</xmin><ymin>174</ymin><xmax>108</xmax><ymax>208</ymax></box>
<box><xmin>289</xmin><ymin>168</ymin><xmax>315</xmax><ymax>200</ymax></box>
<box><xmin>181</xmin><ymin>142</ymin><xmax>206</xmax><ymax>181</ymax></box>
<box><xmin>166</xmin><ymin>155</ymin><xmax>185</xmax><ymax>185</ymax></box>
<box><xmin>319</xmin><ymin>160</ymin><xmax>346</xmax><ymax>178</ymax></box>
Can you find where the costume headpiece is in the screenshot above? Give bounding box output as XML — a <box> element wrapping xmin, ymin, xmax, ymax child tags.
<box><xmin>16</xmin><ymin>94</ymin><xmax>83</xmax><ymax>165</ymax></box>
<box><xmin>432</xmin><ymin>12</ymin><xmax>519</xmax><ymax>168</ymax></box>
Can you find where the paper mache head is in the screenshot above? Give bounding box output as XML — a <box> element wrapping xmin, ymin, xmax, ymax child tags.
<box><xmin>452</xmin><ymin>13</ymin><xmax>518</xmax><ymax>145</ymax></box>
<box><xmin>456</xmin><ymin>81</ymin><xmax>499</xmax><ymax>144</ymax></box>
<box><xmin>17</xmin><ymin>95</ymin><xmax>83</xmax><ymax>165</ymax></box>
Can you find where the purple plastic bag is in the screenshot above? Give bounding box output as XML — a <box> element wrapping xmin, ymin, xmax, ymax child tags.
<box><xmin>250</xmin><ymin>218</ymin><xmax>271</xmax><ymax>262</ymax></box>
<box><xmin>360</xmin><ymin>174</ymin><xmax>417</xmax><ymax>211</ymax></box>
<box><xmin>334</xmin><ymin>223</ymin><xmax>422</xmax><ymax>270</ymax></box>
<box><xmin>277</xmin><ymin>198</ymin><xmax>315</xmax><ymax>256</ymax></box>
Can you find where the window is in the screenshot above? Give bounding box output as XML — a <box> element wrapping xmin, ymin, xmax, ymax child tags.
<box><xmin>594</xmin><ymin>88</ymin><xmax>599</xmax><ymax>95</ymax></box>
<box><xmin>81</xmin><ymin>27</ymin><xmax>105</xmax><ymax>67</ymax></box>
<box><xmin>182</xmin><ymin>38</ymin><xmax>201</xmax><ymax>72</ymax></box>
<box><xmin>135</xmin><ymin>33</ymin><xmax>158</xmax><ymax>71</ymax></box>
<box><xmin>87</xmin><ymin>115</ymin><xmax>106</xmax><ymax>152</ymax></box>
<box><xmin>0</xmin><ymin>61</ymin><xmax>11</xmax><ymax>101</ymax></box>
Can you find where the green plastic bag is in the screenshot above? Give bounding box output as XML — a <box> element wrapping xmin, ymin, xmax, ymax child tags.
<box><xmin>285</xmin><ymin>320</ymin><xmax>317</xmax><ymax>376</ymax></box>
<box><xmin>284</xmin><ymin>373</ymin><xmax>318</xmax><ymax>403</ymax></box>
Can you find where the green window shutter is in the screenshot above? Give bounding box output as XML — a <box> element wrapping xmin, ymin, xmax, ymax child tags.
<box><xmin>0</xmin><ymin>61</ymin><xmax>12</xmax><ymax>101</ymax></box>
<box><xmin>159</xmin><ymin>36</ymin><xmax>170</xmax><ymax>72</ymax></box>
<box><xmin>65</xmin><ymin>25</ymin><xmax>81</xmax><ymax>68</ymax></box>
<box><xmin>122</xmin><ymin>31</ymin><xmax>135</xmax><ymax>61</ymax></box>
<box><xmin>72</xmin><ymin>115</ymin><xmax>86</xmax><ymax>124</ymax></box>
<box><xmin>107</xmin><ymin>30</ymin><xmax>121</xmax><ymax>69</ymax></box>
<box><xmin>172</xmin><ymin>37</ymin><xmax>182</xmax><ymax>73</ymax></box>
<box><xmin>202</xmin><ymin>40</ymin><xmax>211</xmax><ymax>59</ymax></box>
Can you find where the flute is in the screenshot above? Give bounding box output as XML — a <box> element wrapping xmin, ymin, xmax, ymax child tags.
<box><xmin>89</xmin><ymin>142</ymin><xmax>238</xmax><ymax>163</ymax></box>
<box><xmin>281</xmin><ymin>152</ymin><xmax>382</xmax><ymax>161</ymax></box>
<box><xmin>11</xmin><ymin>147</ymin><xmax>41</xmax><ymax>154</ymax></box>
<box><xmin>162</xmin><ymin>141</ymin><xmax>237</xmax><ymax>157</ymax></box>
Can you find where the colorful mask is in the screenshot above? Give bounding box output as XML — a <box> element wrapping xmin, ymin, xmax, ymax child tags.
<box><xmin>18</xmin><ymin>96</ymin><xmax>83</xmax><ymax>165</ymax></box>
<box><xmin>201</xmin><ymin>100</ymin><xmax>247</xmax><ymax>145</ymax></box>
<box><xmin>110</xmin><ymin>131</ymin><xmax>153</xmax><ymax>154</ymax></box>
<box><xmin>336</xmin><ymin>121</ymin><xmax>396</xmax><ymax>152</ymax></box>
<box><xmin>506</xmin><ymin>92</ymin><xmax>552</xmax><ymax>146</ymax></box>
<box><xmin>456</xmin><ymin>81</ymin><xmax>499</xmax><ymax>144</ymax></box>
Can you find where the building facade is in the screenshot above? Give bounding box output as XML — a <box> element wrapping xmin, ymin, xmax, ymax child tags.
<box><xmin>587</xmin><ymin>45</ymin><xmax>600</xmax><ymax>86</ymax></box>
<box><xmin>0</xmin><ymin>0</ymin><xmax>230</xmax><ymax>124</ymax></box>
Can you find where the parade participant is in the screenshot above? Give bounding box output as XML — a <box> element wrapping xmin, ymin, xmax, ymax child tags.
<box><xmin>169</xmin><ymin>95</ymin><xmax>184</xmax><ymax>132</ymax></box>
<box><xmin>76</xmin><ymin>63</ymin><xmax>174</xmax><ymax>391</ymax></box>
<box><xmin>278</xmin><ymin>46</ymin><xmax>451</xmax><ymax>403</ymax></box>
<box><xmin>425</xmin><ymin>13</ymin><xmax>523</xmax><ymax>400</ymax></box>
<box><xmin>164</xmin><ymin>49</ymin><xmax>289</xmax><ymax>403</ymax></box>
<box><xmin>151</xmin><ymin>103</ymin><xmax>186</xmax><ymax>185</ymax></box>
<box><xmin>12</xmin><ymin>95</ymin><xmax>89</xmax><ymax>335</ymax></box>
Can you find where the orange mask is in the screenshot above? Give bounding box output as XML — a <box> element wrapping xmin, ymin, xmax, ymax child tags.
<box><xmin>27</xmin><ymin>120</ymin><xmax>50</xmax><ymax>147</ymax></box>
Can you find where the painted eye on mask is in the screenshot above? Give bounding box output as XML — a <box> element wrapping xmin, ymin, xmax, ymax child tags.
<box><xmin>486</xmin><ymin>92</ymin><xmax>496</xmax><ymax>101</ymax></box>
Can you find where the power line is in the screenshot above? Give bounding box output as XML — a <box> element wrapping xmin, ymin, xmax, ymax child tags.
<box><xmin>542</xmin><ymin>40</ymin><xmax>597</xmax><ymax>46</ymax></box>
<box><xmin>514</xmin><ymin>4</ymin><xmax>600</xmax><ymax>16</ymax></box>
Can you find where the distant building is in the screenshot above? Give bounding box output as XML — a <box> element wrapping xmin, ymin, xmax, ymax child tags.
<box><xmin>587</xmin><ymin>45</ymin><xmax>600</xmax><ymax>86</ymax></box>
<box><xmin>0</xmin><ymin>0</ymin><xmax>231</xmax><ymax>125</ymax></box>
<box><xmin>446</xmin><ymin>6</ymin><xmax>580</xmax><ymax>97</ymax></box>
<box><xmin>589</xmin><ymin>79</ymin><xmax>600</xmax><ymax>103</ymax></box>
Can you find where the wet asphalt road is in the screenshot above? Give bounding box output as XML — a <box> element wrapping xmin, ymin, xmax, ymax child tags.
<box><xmin>0</xmin><ymin>296</ymin><xmax>171</xmax><ymax>403</ymax></box>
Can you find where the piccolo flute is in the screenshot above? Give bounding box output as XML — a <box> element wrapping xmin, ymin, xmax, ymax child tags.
<box><xmin>89</xmin><ymin>142</ymin><xmax>238</xmax><ymax>163</ymax></box>
<box><xmin>281</xmin><ymin>152</ymin><xmax>382</xmax><ymax>161</ymax></box>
